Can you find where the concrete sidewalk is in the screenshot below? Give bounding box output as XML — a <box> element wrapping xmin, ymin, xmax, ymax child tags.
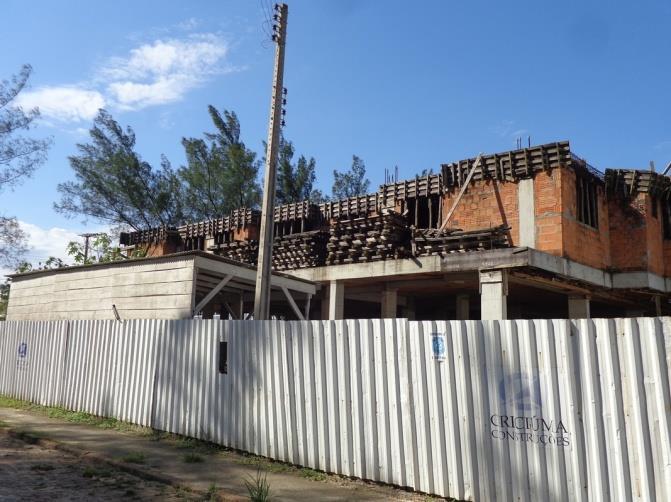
<box><xmin>0</xmin><ymin>406</ymin><xmax>430</xmax><ymax>501</ymax></box>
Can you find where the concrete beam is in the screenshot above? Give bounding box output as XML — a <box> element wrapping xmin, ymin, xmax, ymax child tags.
<box><xmin>328</xmin><ymin>280</ymin><xmax>344</xmax><ymax>320</ymax></box>
<box><xmin>381</xmin><ymin>288</ymin><xmax>398</xmax><ymax>318</ymax></box>
<box><xmin>480</xmin><ymin>270</ymin><xmax>508</xmax><ymax>320</ymax></box>
<box><xmin>568</xmin><ymin>295</ymin><xmax>591</xmax><ymax>319</ymax></box>
<box><xmin>456</xmin><ymin>294</ymin><xmax>470</xmax><ymax>320</ymax></box>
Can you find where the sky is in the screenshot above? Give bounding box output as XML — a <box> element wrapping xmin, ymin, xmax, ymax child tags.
<box><xmin>1</xmin><ymin>0</ymin><xmax>670</xmax><ymax>268</ymax></box>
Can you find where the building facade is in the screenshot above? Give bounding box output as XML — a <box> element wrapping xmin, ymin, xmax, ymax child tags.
<box><xmin>116</xmin><ymin>141</ymin><xmax>671</xmax><ymax>320</ymax></box>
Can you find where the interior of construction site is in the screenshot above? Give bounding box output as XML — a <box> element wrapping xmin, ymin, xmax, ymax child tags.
<box><xmin>117</xmin><ymin>141</ymin><xmax>671</xmax><ymax>321</ymax></box>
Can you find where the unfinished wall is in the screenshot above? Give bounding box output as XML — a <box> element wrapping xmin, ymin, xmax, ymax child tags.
<box><xmin>6</xmin><ymin>257</ymin><xmax>196</xmax><ymax>321</ymax></box>
<box><xmin>533</xmin><ymin>169</ymin><xmax>565</xmax><ymax>256</ymax></box>
<box><xmin>608</xmin><ymin>193</ymin><xmax>665</xmax><ymax>275</ymax></box>
<box><xmin>560</xmin><ymin>167</ymin><xmax>611</xmax><ymax>269</ymax></box>
<box><xmin>442</xmin><ymin>179</ymin><xmax>520</xmax><ymax>245</ymax></box>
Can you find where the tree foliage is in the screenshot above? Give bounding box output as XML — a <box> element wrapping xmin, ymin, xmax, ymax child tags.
<box><xmin>66</xmin><ymin>232</ymin><xmax>144</xmax><ymax>265</ymax></box>
<box><xmin>0</xmin><ymin>64</ymin><xmax>52</xmax><ymax>268</ymax></box>
<box><xmin>179</xmin><ymin>106</ymin><xmax>261</xmax><ymax>220</ymax></box>
<box><xmin>276</xmin><ymin>138</ymin><xmax>324</xmax><ymax>204</ymax></box>
<box><xmin>55</xmin><ymin>110</ymin><xmax>184</xmax><ymax>231</ymax></box>
<box><xmin>332</xmin><ymin>155</ymin><xmax>370</xmax><ymax>200</ymax></box>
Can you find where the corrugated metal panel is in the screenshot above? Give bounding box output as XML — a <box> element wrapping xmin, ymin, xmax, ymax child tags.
<box><xmin>1</xmin><ymin>317</ymin><xmax>671</xmax><ymax>501</ymax></box>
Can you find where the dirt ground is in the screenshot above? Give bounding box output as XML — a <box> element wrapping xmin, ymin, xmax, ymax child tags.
<box><xmin>0</xmin><ymin>433</ymin><xmax>202</xmax><ymax>501</ymax></box>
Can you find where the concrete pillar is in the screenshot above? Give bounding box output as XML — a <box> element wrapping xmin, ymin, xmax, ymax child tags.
<box><xmin>480</xmin><ymin>270</ymin><xmax>508</xmax><ymax>320</ymax></box>
<box><xmin>381</xmin><ymin>288</ymin><xmax>398</xmax><ymax>318</ymax></box>
<box><xmin>328</xmin><ymin>280</ymin><xmax>344</xmax><ymax>320</ymax></box>
<box><xmin>654</xmin><ymin>295</ymin><xmax>662</xmax><ymax>317</ymax></box>
<box><xmin>518</xmin><ymin>178</ymin><xmax>536</xmax><ymax>248</ymax></box>
<box><xmin>568</xmin><ymin>295</ymin><xmax>591</xmax><ymax>319</ymax></box>
<box><xmin>456</xmin><ymin>294</ymin><xmax>470</xmax><ymax>320</ymax></box>
<box><xmin>405</xmin><ymin>297</ymin><xmax>416</xmax><ymax>320</ymax></box>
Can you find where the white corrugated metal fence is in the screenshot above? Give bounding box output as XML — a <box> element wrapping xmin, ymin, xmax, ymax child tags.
<box><xmin>1</xmin><ymin>317</ymin><xmax>670</xmax><ymax>501</ymax></box>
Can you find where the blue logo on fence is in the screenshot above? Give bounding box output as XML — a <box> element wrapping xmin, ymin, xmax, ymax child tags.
<box><xmin>17</xmin><ymin>342</ymin><xmax>27</xmax><ymax>359</ymax></box>
<box><xmin>431</xmin><ymin>333</ymin><xmax>446</xmax><ymax>361</ymax></box>
<box><xmin>498</xmin><ymin>372</ymin><xmax>541</xmax><ymax>414</ymax></box>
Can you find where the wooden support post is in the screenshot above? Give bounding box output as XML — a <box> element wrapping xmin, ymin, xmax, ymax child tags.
<box><xmin>194</xmin><ymin>274</ymin><xmax>233</xmax><ymax>314</ymax></box>
<box><xmin>440</xmin><ymin>153</ymin><xmax>483</xmax><ymax>230</ymax></box>
<box><xmin>281</xmin><ymin>286</ymin><xmax>305</xmax><ymax>321</ymax></box>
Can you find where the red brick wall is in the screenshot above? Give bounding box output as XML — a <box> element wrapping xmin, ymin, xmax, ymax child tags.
<box><xmin>439</xmin><ymin>167</ymin><xmax>669</xmax><ymax>277</ymax></box>
<box><xmin>644</xmin><ymin>197</ymin><xmax>664</xmax><ymax>275</ymax></box>
<box><xmin>664</xmin><ymin>242</ymin><xmax>671</xmax><ymax>277</ymax></box>
<box><xmin>560</xmin><ymin>167</ymin><xmax>611</xmax><ymax>269</ymax></box>
<box><xmin>534</xmin><ymin>169</ymin><xmax>564</xmax><ymax>256</ymax></box>
<box><xmin>608</xmin><ymin>193</ymin><xmax>665</xmax><ymax>274</ymax></box>
<box><xmin>441</xmin><ymin>178</ymin><xmax>519</xmax><ymax>245</ymax></box>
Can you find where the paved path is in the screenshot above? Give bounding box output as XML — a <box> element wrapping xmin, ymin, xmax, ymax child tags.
<box><xmin>0</xmin><ymin>407</ymin><xmax>431</xmax><ymax>501</ymax></box>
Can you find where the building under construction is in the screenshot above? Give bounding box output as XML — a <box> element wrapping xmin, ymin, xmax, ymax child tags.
<box><xmin>66</xmin><ymin>141</ymin><xmax>671</xmax><ymax>320</ymax></box>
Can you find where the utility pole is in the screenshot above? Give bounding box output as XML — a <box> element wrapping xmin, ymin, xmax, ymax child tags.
<box><xmin>254</xmin><ymin>3</ymin><xmax>288</xmax><ymax>320</ymax></box>
<box><xmin>80</xmin><ymin>232</ymin><xmax>101</xmax><ymax>263</ymax></box>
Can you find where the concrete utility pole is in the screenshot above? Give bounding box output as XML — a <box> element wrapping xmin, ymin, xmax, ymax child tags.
<box><xmin>254</xmin><ymin>3</ymin><xmax>288</xmax><ymax>320</ymax></box>
<box><xmin>80</xmin><ymin>232</ymin><xmax>101</xmax><ymax>263</ymax></box>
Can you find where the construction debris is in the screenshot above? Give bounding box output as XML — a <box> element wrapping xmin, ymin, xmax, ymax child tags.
<box><xmin>326</xmin><ymin>210</ymin><xmax>410</xmax><ymax>265</ymax></box>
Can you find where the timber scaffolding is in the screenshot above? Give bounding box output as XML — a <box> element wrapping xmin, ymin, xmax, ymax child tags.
<box><xmin>120</xmin><ymin>140</ymin><xmax>668</xmax><ymax>272</ymax></box>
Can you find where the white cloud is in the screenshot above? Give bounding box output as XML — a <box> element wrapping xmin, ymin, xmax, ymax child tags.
<box><xmin>22</xmin><ymin>32</ymin><xmax>231</xmax><ymax>123</ymax></box>
<box><xmin>14</xmin><ymin>221</ymin><xmax>110</xmax><ymax>269</ymax></box>
<box><xmin>16</xmin><ymin>86</ymin><xmax>105</xmax><ymax>123</ymax></box>
<box><xmin>17</xmin><ymin>221</ymin><xmax>81</xmax><ymax>265</ymax></box>
<box><xmin>101</xmin><ymin>34</ymin><xmax>229</xmax><ymax>110</ymax></box>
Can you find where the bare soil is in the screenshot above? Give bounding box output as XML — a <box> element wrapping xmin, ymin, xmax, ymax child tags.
<box><xmin>0</xmin><ymin>433</ymin><xmax>201</xmax><ymax>501</ymax></box>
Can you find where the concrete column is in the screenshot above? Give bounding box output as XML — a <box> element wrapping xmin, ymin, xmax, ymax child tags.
<box><xmin>479</xmin><ymin>270</ymin><xmax>508</xmax><ymax>320</ymax></box>
<box><xmin>381</xmin><ymin>288</ymin><xmax>398</xmax><ymax>318</ymax></box>
<box><xmin>568</xmin><ymin>295</ymin><xmax>591</xmax><ymax>319</ymax></box>
<box><xmin>328</xmin><ymin>280</ymin><xmax>344</xmax><ymax>320</ymax></box>
<box><xmin>456</xmin><ymin>294</ymin><xmax>470</xmax><ymax>320</ymax></box>
<box><xmin>518</xmin><ymin>178</ymin><xmax>536</xmax><ymax>248</ymax></box>
<box><xmin>405</xmin><ymin>297</ymin><xmax>416</xmax><ymax>320</ymax></box>
<box><xmin>654</xmin><ymin>295</ymin><xmax>662</xmax><ymax>317</ymax></box>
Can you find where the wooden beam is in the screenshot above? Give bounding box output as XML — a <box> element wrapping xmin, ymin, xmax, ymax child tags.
<box><xmin>281</xmin><ymin>286</ymin><xmax>305</xmax><ymax>320</ymax></box>
<box><xmin>304</xmin><ymin>293</ymin><xmax>312</xmax><ymax>320</ymax></box>
<box><xmin>194</xmin><ymin>274</ymin><xmax>233</xmax><ymax>314</ymax></box>
<box><xmin>440</xmin><ymin>154</ymin><xmax>483</xmax><ymax>230</ymax></box>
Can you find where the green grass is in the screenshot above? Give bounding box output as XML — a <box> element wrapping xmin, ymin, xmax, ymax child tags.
<box><xmin>299</xmin><ymin>468</ymin><xmax>327</xmax><ymax>482</ymax></box>
<box><xmin>0</xmin><ymin>394</ymin><xmax>150</xmax><ymax>435</ymax></box>
<box><xmin>121</xmin><ymin>451</ymin><xmax>146</xmax><ymax>464</ymax></box>
<box><xmin>244</xmin><ymin>468</ymin><xmax>272</xmax><ymax>502</ymax></box>
<box><xmin>182</xmin><ymin>452</ymin><xmax>204</xmax><ymax>463</ymax></box>
<box><xmin>206</xmin><ymin>483</ymin><xmax>218</xmax><ymax>501</ymax></box>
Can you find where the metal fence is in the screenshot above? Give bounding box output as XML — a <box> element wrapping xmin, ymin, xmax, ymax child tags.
<box><xmin>1</xmin><ymin>317</ymin><xmax>670</xmax><ymax>501</ymax></box>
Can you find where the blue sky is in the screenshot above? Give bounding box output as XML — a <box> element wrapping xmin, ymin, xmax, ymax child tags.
<box><xmin>1</xmin><ymin>0</ymin><xmax>670</xmax><ymax>265</ymax></box>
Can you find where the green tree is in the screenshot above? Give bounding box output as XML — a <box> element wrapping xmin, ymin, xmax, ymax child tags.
<box><xmin>0</xmin><ymin>65</ymin><xmax>52</xmax><ymax>267</ymax></box>
<box><xmin>66</xmin><ymin>233</ymin><xmax>145</xmax><ymax>265</ymax></box>
<box><xmin>332</xmin><ymin>155</ymin><xmax>370</xmax><ymax>199</ymax></box>
<box><xmin>276</xmin><ymin>138</ymin><xmax>322</xmax><ymax>204</ymax></box>
<box><xmin>179</xmin><ymin>106</ymin><xmax>261</xmax><ymax>220</ymax></box>
<box><xmin>55</xmin><ymin>110</ymin><xmax>184</xmax><ymax>231</ymax></box>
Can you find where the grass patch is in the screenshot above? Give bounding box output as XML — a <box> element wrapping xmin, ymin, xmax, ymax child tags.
<box><xmin>299</xmin><ymin>467</ymin><xmax>327</xmax><ymax>482</ymax></box>
<box><xmin>206</xmin><ymin>483</ymin><xmax>218</xmax><ymax>501</ymax></box>
<box><xmin>0</xmin><ymin>394</ymin><xmax>150</xmax><ymax>436</ymax></box>
<box><xmin>244</xmin><ymin>468</ymin><xmax>272</xmax><ymax>502</ymax></box>
<box><xmin>182</xmin><ymin>452</ymin><xmax>204</xmax><ymax>463</ymax></box>
<box><xmin>83</xmin><ymin>466</ymin><xmax>111</xmax><ymax>478</ymax></box>
<box><xmin>121</xmin><ymin>451</ymin><xmax>146</xmax><ymax>464</ymax></box>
